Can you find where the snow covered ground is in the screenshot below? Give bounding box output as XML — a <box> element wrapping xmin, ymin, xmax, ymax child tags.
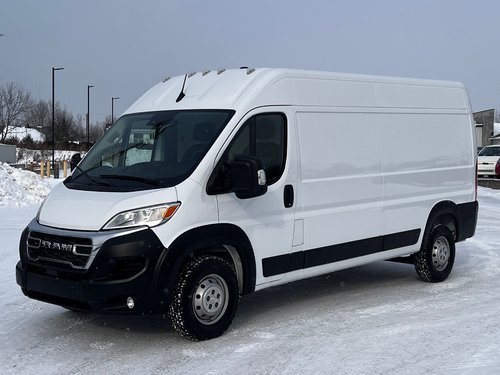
<box><xmin>0</xmin><ymin>168</ymin><xmax>499</xmax><ymax>374</ymax></box>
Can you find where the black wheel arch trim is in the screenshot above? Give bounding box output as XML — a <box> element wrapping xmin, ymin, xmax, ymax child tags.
<box><xmin>152</xmin><ymin>223</ymin><xmax>256</xmax><ymax>308</ymax></box>
<box><xmin>423</xmin><ymin>200</ymin><xmax>478</xmax><ymax>245</ymax></box>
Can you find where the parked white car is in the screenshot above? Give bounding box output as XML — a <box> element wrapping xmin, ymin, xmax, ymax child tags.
<box><xmin>478</xmin><ymin>145</ymin><xmax>500</xmax><ymax>177</ymax></box>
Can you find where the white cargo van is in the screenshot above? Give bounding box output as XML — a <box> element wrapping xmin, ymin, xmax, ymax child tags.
<box><xmin>16</xmin><ymin>68</ymin><xmax>478</xmax><ymax>340</ymax></box>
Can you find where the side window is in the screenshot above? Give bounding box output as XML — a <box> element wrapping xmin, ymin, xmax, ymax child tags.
<box><xmin>225</xmin><ymin>113</ymin><xmax>286</xmax><ymax>185</ymax></box>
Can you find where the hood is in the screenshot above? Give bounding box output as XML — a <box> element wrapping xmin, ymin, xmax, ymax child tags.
<box><xmin>38</xmin><ymin>182</ymin><xmax>178</xmax><ymax>231</ymax></box>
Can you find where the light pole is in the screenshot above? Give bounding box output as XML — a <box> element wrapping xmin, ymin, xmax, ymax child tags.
<box><xmin>52</xmin><ymin>67</ymin><xmax>64</xmax><ymax>174</ymax></box>
<box><xmin>111</xmin><ymin>96</ymin><xmax>120</xmax><ymax>125</ymax></box>
<box><xmin>87</xmin><ymin>85</ymin><xmax>94</xmax><ymax>146</ymax></box>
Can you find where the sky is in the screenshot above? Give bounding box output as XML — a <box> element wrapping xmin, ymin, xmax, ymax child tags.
<box><xmin>1</xmin><ymin>0</ymin><xmax>500</xmax><ymax>124</ymax></box>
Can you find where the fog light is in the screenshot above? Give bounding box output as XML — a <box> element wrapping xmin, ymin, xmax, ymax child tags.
<box><xmin>126</xmin><ymin>297</ymin><xmax>135</xmax><ymax>309</ymax></box>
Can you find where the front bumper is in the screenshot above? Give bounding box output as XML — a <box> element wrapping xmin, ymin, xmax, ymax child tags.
<box><xmin>16</xmin><ymin>220</ymin><xmax>168</xmax><ymax>314</ymax></box>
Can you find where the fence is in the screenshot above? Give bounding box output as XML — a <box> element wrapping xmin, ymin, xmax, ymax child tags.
<box><xmin>25</xmin><ymin>160</ymin><xmax>71</xmax><ymax>179</ymax></box>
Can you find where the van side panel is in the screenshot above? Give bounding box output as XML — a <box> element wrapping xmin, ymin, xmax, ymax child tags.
<box><xmin>295</xmin><ymin>111</ymin><xmax>384</xmax><ymax>250</ymax></box>
<box><xmin>279</xmin><ymin>104</ymin><xmax>475</xmax><ymax>285</ymax></box>
<box><xmin>381</xmin><ymin>111</ymin><xmax>475</xmax><ymax>237</ymax></box>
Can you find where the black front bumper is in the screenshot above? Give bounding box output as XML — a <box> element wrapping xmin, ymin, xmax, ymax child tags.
<box><xmin>16</xmin><ymin>222</ymin><xmax>169</xmax><ymax>314</ymax></box>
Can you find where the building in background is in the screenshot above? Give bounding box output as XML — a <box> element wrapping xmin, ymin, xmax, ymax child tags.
<box><xmin>474</xmin><ymin>109</ymin><xmax>500</xmax><ymax>148</ymax></box>
<box><xmin>0</xmin><ymin>144</ymin><xmax>16</xmax><ymax>163</ymax></box>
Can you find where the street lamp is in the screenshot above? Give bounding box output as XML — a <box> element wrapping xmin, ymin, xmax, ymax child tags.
<box><xmin>111</xmin><ymin>96</ymin><xmax>120</xmax><ymax>125</ymax></box>
<box><xmin>87</xmin><ymin>85</ymin><xmax>94</xmax><ymax>146</ymax></box>
<box><xmin>52</xmin><ymin>67</ymin><xmax>64</xmax><ymax>174</ymax></box>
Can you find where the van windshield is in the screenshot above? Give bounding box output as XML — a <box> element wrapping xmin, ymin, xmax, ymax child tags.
<box><xmin>65</xmin><ymin>110</ymin><xmax>234</xmax><ymax>192</ymax></box>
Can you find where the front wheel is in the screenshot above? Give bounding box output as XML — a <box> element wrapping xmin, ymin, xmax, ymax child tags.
<box><xmin>413</xmin><ymin>225</ymin><xmax>455</xmax><ymax>282</ymax></box>
<box><xmin>168</xmin><ymin>255</ymin><xmax>239</xmax><ymax>341</ymax></box>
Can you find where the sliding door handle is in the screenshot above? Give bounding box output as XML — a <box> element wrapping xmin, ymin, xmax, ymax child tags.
<box><xmin>284</xmin><ymin>184</ymin><xmax>294</xmax><ymax>208</ymax></box>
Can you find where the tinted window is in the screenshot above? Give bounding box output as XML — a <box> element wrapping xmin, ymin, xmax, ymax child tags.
<box><xmin>225</xmin><ymin>113</ymin><xmax>286</xmax><ymax>185</ymax></box>
<box><xmin>478</xmin><ymin>147</ymin><xmax>500</xmax><ymax>157</ymax></box>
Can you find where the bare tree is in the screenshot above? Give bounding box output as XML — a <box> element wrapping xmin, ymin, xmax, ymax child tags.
<box><xmin>0</xmin><ymin>82</ymin><xmax>33</xmax><ymax>142</ymax></box>
<box><xmin>29</xmin><ymin>99</ymin><xmax>50</xmax><ymax>127</ymax></box>
<box><xmin>89</xmin><ymin>118</ymin><xmax>107</xmax><ymax>143</ymax></box>
<box><xmin>37</xmin><ymin>100</ymin><xmax>60</xmax><ymax>143</ymax></box>
<box><xmin>54</xmin><ymin>105</ymin><xmax>77</xmax><ymax>142</ymax></box>
<box><xmin>26</xmin><ymin>99</ymin><xmax>50</xmax><ymax>138</ymax></box>
<box><xmin>74</xmin><ymin>113</ymin><xmax>87</xmax><ymax>143</ymax></box>
<box><xmin>37</xmin><ymin>102</ymin><xmax>83</xmax><ymax>146</ymax></box>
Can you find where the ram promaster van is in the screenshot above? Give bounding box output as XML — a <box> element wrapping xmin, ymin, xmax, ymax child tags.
<box><xmin>16</xmin><ymin>68</ymin><xmax>478</xmax><ymax>340</ymax></box>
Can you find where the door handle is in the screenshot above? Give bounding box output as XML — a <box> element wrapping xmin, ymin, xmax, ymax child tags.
<box><xmin>284</xmin><ymin>184</ymin><xmax>294</xmax><ymax>208</ymax></box>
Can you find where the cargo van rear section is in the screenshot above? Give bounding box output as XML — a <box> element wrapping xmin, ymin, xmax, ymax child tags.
<box><xmin>16</xmin><ymin>68</ymin><xmax>478</xmax><ymax>340</ymax></box>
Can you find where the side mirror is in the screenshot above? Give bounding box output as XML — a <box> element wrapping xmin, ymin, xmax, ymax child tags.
<box><xmin>231</xmin><ymin>156</ymin><xmax>267</xmax><ymax>199</ymax></box>
<box><xmin>206</xmin><ymin>155</ymin><xmax>268</xmax><ymax>198</ymax></box>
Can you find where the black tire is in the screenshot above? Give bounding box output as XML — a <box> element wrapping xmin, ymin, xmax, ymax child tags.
<box><xmin>168</xmin><ymin>255</ymin><xmax>239</xmax><ymax>341</ymax></box>
<box><xmin>414</xmin><ymin>225</ymin><xmax>455</xmax><ymax>282</ymax></box>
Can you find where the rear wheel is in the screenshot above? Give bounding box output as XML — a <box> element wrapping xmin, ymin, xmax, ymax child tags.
<box><xmin>168</xmin><ymin>255</ymin><xmax>239</xmax><ymax>341</ymax></box>
<box><xmin>414</xmin><ymin>225</ymin><xmax>455</xmax><ymax>282</ymax></box>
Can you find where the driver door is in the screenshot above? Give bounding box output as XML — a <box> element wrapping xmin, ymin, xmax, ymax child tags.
<box><xmin>215</xmin><ymin>108</ymin><xmax>298</xmax><ymax>285</ymax></box>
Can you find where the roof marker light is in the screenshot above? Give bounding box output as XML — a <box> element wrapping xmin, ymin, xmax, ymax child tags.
<box><xmin>247</xmin><ymin>68</ymin><xmax>255</xmax><ymax>75</ymax></box>
<box><xmin>162</xmin><ymin>76</ymin><xmax>171</xmax><ymax>83</ymax></box>
<box><xmin>217</xmin><ymin>68</ymin><xmax>226</xmax><ymax>75</ymax></box>
<box><xmin>188</xmin><ymin>72</ymin><xmax>196</xmax><ymax>78</ymax></box>
<box><xmin>202</xmin><ymin>70</ymin><xmax>211</xmax><ymax>76</ymax></box>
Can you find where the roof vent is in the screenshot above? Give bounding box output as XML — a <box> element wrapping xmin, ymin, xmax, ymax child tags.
<box><xmin>162</xmin><ymin>76</ymin><xmax>171</xmax><ymax>83</ymax></box>
<box><xmin>217</xmin><ymin>68</ymin><xmax>226</xmax><ymax>75</ymax></box>
<box><xmin>202</xmin><ymin>70</ymin><xmax>211</xmax><ymax>76</ymax></box>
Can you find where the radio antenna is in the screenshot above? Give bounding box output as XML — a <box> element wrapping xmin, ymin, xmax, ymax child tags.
<box><xmin>176</xmin><ymin>74</ymin><xmax>187</xmax><ymax>102</ymax></box>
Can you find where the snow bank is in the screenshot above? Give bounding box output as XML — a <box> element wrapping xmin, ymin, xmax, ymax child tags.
<box><xmin>0</xmin><ymin>163</ymin><xmax>52</xmax><ymax>207</ymax></box>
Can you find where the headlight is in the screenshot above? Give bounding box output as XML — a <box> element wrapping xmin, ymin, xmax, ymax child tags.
<box><xmin>102</xmin><ymin>202</ymin><xmax>180</xmax><ymax>230</ymax></box>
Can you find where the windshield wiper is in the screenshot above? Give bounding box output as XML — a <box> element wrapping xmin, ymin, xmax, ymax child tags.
<box><xmin>99</xmin><ymin>174</ymin><xmax>163</xmax><ymax>187</ymax></box>
<box><xmin>71</xmin><ymin>165</ymin><xmax>112</xmax><ymax>186</ymax></box>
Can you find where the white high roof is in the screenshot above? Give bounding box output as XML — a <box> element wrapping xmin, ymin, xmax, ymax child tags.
<box><xmin>124</xmin><ymin>68</ymin><xmax>468</xmax><ymax>114</ymax></box>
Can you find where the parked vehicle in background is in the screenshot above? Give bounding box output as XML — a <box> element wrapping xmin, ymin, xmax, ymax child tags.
<box><xmin>478</xmin><ymin>145</ymin><xmax>500</xmax><ymax>178</ymax></box>
<box><xmin>16</xmin><ymin>68</ymin><xmax>478</xmax><ymax>341</ymax></box>
<box><xmin>496</xmin><ymin>159</ymin><xmax>500</xmax><ymax>178</ymax></box>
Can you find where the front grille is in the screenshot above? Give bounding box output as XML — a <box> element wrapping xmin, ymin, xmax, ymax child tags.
<box><xmin>27</xmin><ymin>231</ymin><xmax>93</xmax><ymax>269</ymax></box>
